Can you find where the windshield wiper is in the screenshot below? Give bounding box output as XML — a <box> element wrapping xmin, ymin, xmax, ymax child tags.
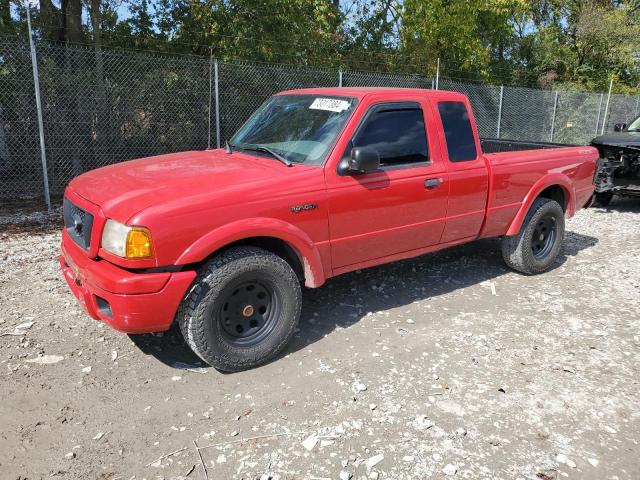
<box><xmin>237</xmin><ymin>144</ymin><xmax>293</xmax><ymax>167</ymax></box>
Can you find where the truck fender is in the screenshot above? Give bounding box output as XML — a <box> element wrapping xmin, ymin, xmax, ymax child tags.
<box><xmin>175</xmin><ymin>217</ymin><xmax>326</xmax><ymax>288</ymax></box>
<box><xmin>505</xmin><ymin>174</ymin><xmax>575</xmax><ymax>237</ymax></box>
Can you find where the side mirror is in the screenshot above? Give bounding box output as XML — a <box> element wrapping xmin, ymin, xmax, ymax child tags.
<box><xmin>614</xmin><ymin>123</ymin><xmax>627</xmax><ymax>132</ymax></box>
<box><xmin>338</xmin><ymin>147</ymin><xmax>380</xmax><ymax>175</ymax></box>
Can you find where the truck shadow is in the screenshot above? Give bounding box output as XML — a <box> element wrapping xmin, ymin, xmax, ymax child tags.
<box><xmin>592</xmin><ymin>197</ymin><xmax>640</xmax><ymax>214</ymax></box>
<box><xmin>129</xmin><ymin>230</ymin><xmax>598</xmax><ymax>370</ymax></box>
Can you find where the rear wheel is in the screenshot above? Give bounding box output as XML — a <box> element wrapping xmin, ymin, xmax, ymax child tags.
<box><xmin>501</xmin><ymin>198</ymin><xmax>565</xmax><ymax>275</ymax></box>
<box><xmin>178</xmin><ymin>246</ymin><xmax>301</xmax><ymax>372</ymax></box>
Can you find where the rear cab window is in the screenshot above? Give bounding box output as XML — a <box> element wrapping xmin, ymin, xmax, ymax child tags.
<box><xmin>349</xmin><ymin>102</ymin><xmax>429</xmax><ymax>168</ymax></box>
<box><xmin>438</xmin><ymin>101</ymin><xmax>477</xmax><ymax>162</ymax></box>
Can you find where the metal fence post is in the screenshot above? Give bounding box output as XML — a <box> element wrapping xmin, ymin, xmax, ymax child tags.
<box><xmin>496</xmin><ymin>85</ymin><xmax>504</xmax><ymax>138</ymax></box>
<box><xmin>214</xmin><ymin>58</ymin><xmax>221</xmax><ymax>149</ymax></box>
<box><xmin>635</xmin><ymin>96</ymin><xmax>639</xmax><ymax>118</ymax></box>
<box><xmin>338</xmin><ymin>69</ymin><xmax>343</xmax><ymax>87</ymax></box>
<box><xmin>435</xmin><ymin>58</ymin><xmax>440</xmax><ymax>90</ymax></box>
<box><xmin>595</xmin><ymin>93</ymin><xmax>604</xmax><ymax>136</ymax></box>
<box><xmin>550</xmin><ymin>90</ymin><xmax>559</xmax><ymax>142</ymax></box>
<box><xmin>26</xmin><ymin>5</ymin><xmax>51</xmax><ymax>211</ymax></box>
<box><xmin>601</xmin><ymin>77</ymin><xmax>613</xmax><ymax>135</ymax></box>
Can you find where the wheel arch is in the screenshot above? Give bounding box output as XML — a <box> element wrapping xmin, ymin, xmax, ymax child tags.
<box><xmin>506</xmin><ymin>175</ymin><xmax>574</xmax><ymax>237</ymax></box>
<box><xmin>219</xmin><ymin>236</ymin><xmax>305</xmax><ymax>283</ymax></box>
<box><xmin>175</xmin><ymin>218</ymin><xmax>327</xmax><ymax>288</ymax></box>
<box><xmin>538</xmin><ymin>185</ymin><xmax>567</xmax><ymax>211</ymax></box>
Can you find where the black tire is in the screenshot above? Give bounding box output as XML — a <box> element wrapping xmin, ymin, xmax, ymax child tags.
<box><xmin>593</xmin><ymin>191</ymin><xmax>613</xmax><ymax>207</ymax></box>
<box><xmin>501</xmin><ymin>198</ymin><xmax>565</xmax><ymax>275</ymax></box>
<box><xmin>178</xmin><ymin>246</ymin><xmax>302</xmax><ymax>372</ymax></box>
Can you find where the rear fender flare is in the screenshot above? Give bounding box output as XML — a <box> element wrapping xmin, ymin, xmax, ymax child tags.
<box><xmin>506</xmin><ymin>174</ymin><xmax>574</xmax><ymax>237</ymax></box>
<box><xmin>175</xmin><ymin>218</ymin><xmax>326</xmax><ymax>288</ymax></box>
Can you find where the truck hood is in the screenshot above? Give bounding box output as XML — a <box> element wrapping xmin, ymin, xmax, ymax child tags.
<box><xmin>68</xmin><ymin>150</ymin><xmax>320</xmax><ymax>222</ymax></box>
<box><xmin>591</xmin><ymin>131</ymin><xmax>640</xmax><ymax>149</ymax></box>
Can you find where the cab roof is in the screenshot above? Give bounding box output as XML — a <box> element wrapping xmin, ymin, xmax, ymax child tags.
<box><xmin>277</xmin><ymin>87</ymin><xmax>467</xmax><ymax>102</ymax></box>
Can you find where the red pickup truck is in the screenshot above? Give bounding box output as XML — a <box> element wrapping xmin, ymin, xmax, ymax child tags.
<box><xmin>60</xmin><ymin>88</ymin><xmax>598</xmax><ymax>371</ymax></box>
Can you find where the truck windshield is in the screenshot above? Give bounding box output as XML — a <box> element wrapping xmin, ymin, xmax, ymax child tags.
<box><xmin>230</xmin><ymin>94</ymin><xmax>357</xmax><ymax>165</ymax></box>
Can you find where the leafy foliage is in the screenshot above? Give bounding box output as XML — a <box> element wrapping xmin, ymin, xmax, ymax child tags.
<box><xmin>513</xmin><ymin>0</ymin><xmax>640</xmax><ymax>92</ymax></box>
<box><xmin>3</xmin><ymin>0</ymin><xmax>639</xmax><ymax>92</ymax></box>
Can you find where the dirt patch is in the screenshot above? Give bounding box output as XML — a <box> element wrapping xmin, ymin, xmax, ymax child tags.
<box><xmin>1</xmin><ymin>200</ymin><xmax>639</xmax><ymax>479</ymax></box>
<box><xmin>0</xmin><ymin>204</ymin><xmax>62</xmax><ymax>235</ymax></box>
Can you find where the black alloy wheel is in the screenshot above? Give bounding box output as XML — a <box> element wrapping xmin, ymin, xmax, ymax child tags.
<box><xmin>531</xmin><ymin>215</ymin><xmax>557</xmax><ymax>259</ymax></box>
<box><xmin>218</xmin><ymin>280</ymin><xmax>279</xmax><ymax>346</ymax></box>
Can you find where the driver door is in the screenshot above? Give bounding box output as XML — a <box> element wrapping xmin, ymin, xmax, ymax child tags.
<box><xmin>326</xmin><ymin>99</ymin><xmax>449</xmax><ymax>270</ymax></box>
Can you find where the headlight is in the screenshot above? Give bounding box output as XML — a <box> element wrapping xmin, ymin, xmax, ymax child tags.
<box><xmin>101</xmin><ymin>219</ymin><xmax>154</xmax><ymax>259</ymax></box>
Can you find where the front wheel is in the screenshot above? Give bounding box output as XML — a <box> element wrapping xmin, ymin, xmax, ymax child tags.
<box><xmin>501</xmin><ymin>198</ymin><xmax>565</xmax><ymax>275</ymax></box>
<box><xmin>178</xmin><ymin>246</ymin><xmax>302</xmax><ymax>372</ymax></box>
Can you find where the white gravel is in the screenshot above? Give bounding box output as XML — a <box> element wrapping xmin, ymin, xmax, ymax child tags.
<box><xmin>1</xmin><ymin>199</ymin><xmax>639</xmax><ymax>479</ymax></box>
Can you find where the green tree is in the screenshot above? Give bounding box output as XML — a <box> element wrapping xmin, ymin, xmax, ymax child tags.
<box><xmin>400</xmin><ymin>0</ymin><xmax>528</xmax><ymax>80</ymax></box>
<box><xmin>154</xmin><ymin>0</ymin><xmax>343</xmax><ymax>63</ymax></box>
<box><xmin>514</xmin><ymin>0</ymin><xmax>640</xmax><ymax>91</ymax></box>
<box><xmin>341</xmin><ymin>0</ymin><xmax>403</xmax><ymax>70</ymax></box>
<box><xmin>2</xmin><ymin>0</ymin><xmax>638</xmax><ymax>92</ymax></box>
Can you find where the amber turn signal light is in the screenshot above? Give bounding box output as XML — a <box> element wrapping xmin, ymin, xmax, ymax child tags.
<box><xmin>125</xmin><ymin>228</ymin><xmax>153</xmax><ymax>259</ymax></box>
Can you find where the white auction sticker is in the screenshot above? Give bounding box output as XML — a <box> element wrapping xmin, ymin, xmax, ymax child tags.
<box><xmin>309</xmin><ymin>98</ymin><xmax>350</xmax><ymax>112</ymax></box>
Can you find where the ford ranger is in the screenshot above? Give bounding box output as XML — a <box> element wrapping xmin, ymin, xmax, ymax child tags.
<box><xmin>60</xmin><ymin>88</ymin><xmax>598</xmax><ymax>371</ymax></box>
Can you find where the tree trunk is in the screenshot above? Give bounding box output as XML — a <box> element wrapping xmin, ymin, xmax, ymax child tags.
<box><xmin>61</xmin><ymin>0</ymin><xmax>82</xmax><ymax>43</ymax></box>
<box><xmin>60</xmin><ymin>0</ymin><xmax>84</xmax><ymax>177</ymax></box>
<box><xmin>90</xmin><ymin>0</ymin><xmax>110</xmax><ymax>171</ymax></box>
<box><xmin>0</xmin><ymin>0</ymin><xmax>12</xmax><ymax>31</ymax></box>
<box><xmin>38</xmin><ymin>0</ymin><xmax>62</xmax><ymax>41</ymax></box>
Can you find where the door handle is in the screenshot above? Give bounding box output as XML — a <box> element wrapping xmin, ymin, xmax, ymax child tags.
<box><xmin>424</xmin><ymin>178</ymin><xmax>442</xmax><ymax>189</ymax></box>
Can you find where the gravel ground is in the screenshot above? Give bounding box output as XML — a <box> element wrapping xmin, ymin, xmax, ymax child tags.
<box><xmin>1</xmin><ymin>200</ymin><xmax>639</xmax><ymax>480</ymax></box>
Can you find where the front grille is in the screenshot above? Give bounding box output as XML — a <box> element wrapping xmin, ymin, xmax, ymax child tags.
<box><xmin>63</xmin><ymin>198</ymin><xmax>94</xmax><ymax>250</ymax></box>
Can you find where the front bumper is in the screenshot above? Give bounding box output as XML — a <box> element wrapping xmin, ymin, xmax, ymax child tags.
<box><xmin>60</xmin><ymin>236</ymin><xmax>196</xmax><ymax>334</ymax></box>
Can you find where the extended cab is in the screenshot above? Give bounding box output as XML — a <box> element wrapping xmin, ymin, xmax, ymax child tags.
<box><xmin>60</xmin><ymin>88</ymin><xmax>598</xmax><ymax>371</ymax></box>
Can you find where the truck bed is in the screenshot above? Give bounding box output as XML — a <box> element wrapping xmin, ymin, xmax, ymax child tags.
<box><xmin>479</xmin><ymin>143</ymin><xmax>599</xmax><ymax>238</ymax></box>
<box><xmin>481</xmin><ymin>138</ymin><xmax>575</xmax><ymax>154</ymax></box>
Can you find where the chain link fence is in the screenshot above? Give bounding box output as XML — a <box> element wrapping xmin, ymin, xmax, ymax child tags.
<box><xmin>438</xmin><ymin>79</ymin><xmax>503</xmax><ymax>138</ymax></box>
<box><xmin>218</xmin><ymin>62</ymin><xmax>337</xmax><ymax>144</ymax></box>
<box><xmin>0</xmin><ymin>41</ymin><xmax>42</xmax><ymax>200</ymax></box>
<box><xmin>342</xmin><ymin>70</ymin><xmax>432</xmax><ymax>89</ymax></box>
<box><xmin>1</xmin><ymin>39</ymin><xmax>639</xmax><ymax>206</ymax></box>
<box><xmin>37</xmin><ymin>43</ymin><xmax>211</xmax><ymax>197</ymax></box>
